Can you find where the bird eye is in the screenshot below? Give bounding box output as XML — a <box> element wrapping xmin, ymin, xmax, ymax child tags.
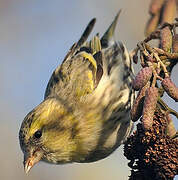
<box><xmin>34</xmin><ymin>130</ymin><xmax>42</xmax><ymax>139</ymax></box>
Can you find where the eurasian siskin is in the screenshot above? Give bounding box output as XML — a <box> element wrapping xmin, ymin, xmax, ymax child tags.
<box><xmin>19</xmin><ymin>11</ymin><xmax>135</xmax><ymax>173</ymax></box>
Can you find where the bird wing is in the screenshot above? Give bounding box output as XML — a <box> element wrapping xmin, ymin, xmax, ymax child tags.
<box><xmin>44</xmin><ymin>11</ymin><xmax>121</xmax><ymax>102</ymax></box>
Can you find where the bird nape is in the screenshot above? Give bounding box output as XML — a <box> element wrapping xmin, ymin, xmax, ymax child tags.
<box><xmin>19</xmin><ymin>10</ymin><xmax>135</xmax><ymax>173</ymax></box>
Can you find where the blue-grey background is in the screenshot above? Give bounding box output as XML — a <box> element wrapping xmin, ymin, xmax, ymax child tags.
<box><xmin>0</xmin><ymin>0</ymin><xmax>177</xmax><ymax>180</ymax></box>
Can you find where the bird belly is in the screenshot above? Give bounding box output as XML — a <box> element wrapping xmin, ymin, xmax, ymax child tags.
<box><xmin>78</xmin><ymin>114</ymin><xmax>132</xmax><ymax>163</ymax></box>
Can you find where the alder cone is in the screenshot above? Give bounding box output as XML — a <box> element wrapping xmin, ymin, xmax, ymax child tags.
<box><xmin>166</xmin><ymin>114</ymin><xmax>176</xmax><ymax>138</ymax></box>
<box><xmin>142</xmin><ymin>87</ymin><xmax>158</xmax><ymax>130</ymax></box>
<box><xmin>161</xmin><ymin>77</ymin><xmax>178</xmax><ymax>102</ymax></box>
<box><xmin>149</xmin><ymin>0</ymin><xmax>165</xmax><ymax>15</ymax></box>
<box><xmin>172</xmin><ymin>34</ymin><xmax>178</xmax><ymax>53</ymax></box>
<box><xmin>132</xmin><ymin>67</ymin><xmax>152</xmax><ymax>91</ymax></box>
<box><xmin>161</xmin><ymin>0</ymin><xmax>177</xmax><ymax>24</ymax></box>
<box><xmin>131</xmin><ymin>82</ymin><xmax>150</xmax><ymax>122</ymax></box>
<box><xmin>160</xmin><ymin>26</ymin><xmax>172</xmax><ymax>52</ymax></box>
<box><xmin>145</xmin><ymin>14</ymin><xmax>160</xmax><ymax>36</ymax></box>
<box><xmin>124</xmin><ymin>110</ymin><xmax>178</xmax><ymax>180</ymax></box>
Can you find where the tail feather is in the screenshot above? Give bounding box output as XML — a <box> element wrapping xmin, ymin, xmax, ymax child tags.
<box><xmin>76</xmin><ymin>18</ymin><xmax>96</xmax><ymax>49</ymax></box>
<box><xmin>101</xmin><ymin>10</ymin><xmax>121</xmax><ymax>48</ymax></box>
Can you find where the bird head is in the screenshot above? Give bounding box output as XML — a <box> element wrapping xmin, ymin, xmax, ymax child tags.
<box><xmin>19</xmin><ymin>98</ymin><xmax>77</xmax><ymax>173</ymax></box>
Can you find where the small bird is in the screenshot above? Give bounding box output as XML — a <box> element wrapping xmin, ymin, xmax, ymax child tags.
<box><xmin>19</xmin><ymin>10</ymin><xmax>135</xmax><ymax>173</ymax></box>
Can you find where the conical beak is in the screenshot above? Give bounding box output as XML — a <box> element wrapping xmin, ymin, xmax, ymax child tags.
<box><xmin>24</xmin><ymin>156</ymin><xmax>35</xmax><ymax>173</ymax></box>
<box><xmin>24</xmin><ymin>150</ymin><xmax>43</xmax><ymax>174</ymax></box>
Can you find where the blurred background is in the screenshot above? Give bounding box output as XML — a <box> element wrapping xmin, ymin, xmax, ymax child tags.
<box><xmin>0</xmin><ymin>0</ymin><xmax>177</xmax><ymax>180</ymax></box>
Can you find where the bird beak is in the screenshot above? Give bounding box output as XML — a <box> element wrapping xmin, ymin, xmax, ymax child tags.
<box><xmin>24</xmin><ymin>149</ymin><xmax>43</xmax><ymax>174</ymax></box>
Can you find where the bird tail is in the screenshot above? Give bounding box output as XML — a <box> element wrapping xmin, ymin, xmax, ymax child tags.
<box><xmin>101</xmin><ymin>10</ymin><xmax>121</xmax><ymax>48</ymax></box>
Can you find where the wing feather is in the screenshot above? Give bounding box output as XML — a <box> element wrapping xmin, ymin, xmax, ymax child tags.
<box><xmin>44</xmin><ymin>11</ymin><xmax>122</xmax><ymax>102</ymax></box>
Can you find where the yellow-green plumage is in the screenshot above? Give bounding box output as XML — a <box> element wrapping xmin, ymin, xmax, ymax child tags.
<box><xmin>19</xmin><ymin>11</ymin><xmax>135</xmax><ymax>173</ymax></box>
